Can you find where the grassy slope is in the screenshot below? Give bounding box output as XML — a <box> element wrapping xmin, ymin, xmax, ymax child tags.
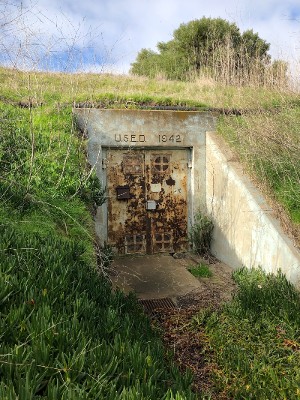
<box><xmin>202</xmin><ymin>268</ymin><xmax>300</xmax><ymax>399</ymax></box>
<box><xmin>1</xmin><ymin>67</ymin><xmax>299</xmax><ymax>234</ymax></box>
<box><xmin>0</xmin><ymin>67</ymin><xmax>299</xmax><ymax>398</ymax></box>
<box><xmin>0</xmin><ymin>67</ymin><xmax>296</xmax><ymax>108</ymax></box>
<box><xmin>0</xmin><ymin>69</ymin><xmax>196</xmax><ymax>399</ymax></box>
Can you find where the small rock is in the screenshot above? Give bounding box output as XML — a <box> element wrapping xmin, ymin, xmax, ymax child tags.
<box><xmin>172</xmin><ymin>252</ymin><xmax>187</xmax><ymax>259</ymax></box>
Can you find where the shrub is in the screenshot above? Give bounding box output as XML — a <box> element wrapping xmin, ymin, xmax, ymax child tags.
<box><xmin>189</xmin><ymin>212</ymin><xmax>214</xmax><ymax>255</ymax></box>
<box><xmin>188</xmin><ymin>263</ymin><xmax>212</xmax><ymax>278</ymax></box>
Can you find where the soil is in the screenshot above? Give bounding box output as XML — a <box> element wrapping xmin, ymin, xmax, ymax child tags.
<box><xmin>147</xmin><ymin>258</ymin><xmax>236</xmax><ymax>399</ymax></box>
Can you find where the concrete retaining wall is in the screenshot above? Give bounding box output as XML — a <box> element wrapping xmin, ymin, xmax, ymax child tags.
<box><xmin>74</xmin><ymin>109</ymin><xmax>217</xmax><ymax>246</ymax></box>
<box><xmin>206</xmin><ymin>131</ymin><xmax>300</xmax><ymax>287</ymax></box>
<box><xmin>74</xmin><ymin>109</ymin><xmax>300</xmax><ymax>286</ymax></box>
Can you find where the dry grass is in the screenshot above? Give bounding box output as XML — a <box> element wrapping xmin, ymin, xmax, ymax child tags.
<box><xmin>0</xmin><ymin>66</ymin><xmax>298</xmax><ymax>110</ymax></box>
<box><xmin>219</xmin><ymin>108</ymin><xmax>300</xmax><ymax>246</ymax></box>
<box><xmin>1</xmin><ymin>66</ymin><xmax>299</xmax><ymax>245</ymax></box>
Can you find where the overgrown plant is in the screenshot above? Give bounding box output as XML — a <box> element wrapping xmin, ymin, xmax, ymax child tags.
<box><xmin>202</xmin><ymin>268</ymin><xmax>300</xmax><ymax>399</ymax></box>
<box><xmin>98</xmin><ymin>242</ymin><xmax>114</xmax><ymax>270</ymax></box>
<box><xmin>188</xmin><ymin>263</ymin><xmax>212</xmax><ymax>278</ymax></box>
<box><xmin>189</xmin><ymin>212</ymin><xmax>214</xmax><ymax>256</ymax></box>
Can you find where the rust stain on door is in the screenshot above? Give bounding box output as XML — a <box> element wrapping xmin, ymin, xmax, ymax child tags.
<box><xmin>107</xmin><ymin>149</ymin><xmax>188</xmax><ymax>254</ymax></box>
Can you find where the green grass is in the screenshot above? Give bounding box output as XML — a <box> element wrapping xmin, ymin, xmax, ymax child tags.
<box><xmin>0</xmin><ymin>66</ymin><xmax>297</xmax><ymax>109</ymax></box>
<box><xmin>200</xmin><ymin>268</ymin><xmax>300</xmax><ymax>399</ymax></box>
<box><xmin>0</xmin><ymin>94</ymin><xmax>196</xmax><ymax>399</ymax></box>
<box><xmin>1</xmin><ymin>65</ymin><xmax>299</xmax><ymax>397</ymax></box>
<box><xmin>188</xmin><ymin>263</ymin><xmax>213</xmax><ymax>278</ymax></box>
<box><xmin>0</xmin><ymin>225</ymin><xmax>195</xmax><ymax>399</ymax></box>
<box><xmin>219</xmin><ymin>109</ymin><xmax>300</xmax><ymax>227</ymax></box>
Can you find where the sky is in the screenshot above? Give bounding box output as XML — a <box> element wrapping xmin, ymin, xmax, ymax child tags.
<box><xmin>1</xmin><ymin>0</ymin><xmax>300</xmax><ymax>74</ymax></box>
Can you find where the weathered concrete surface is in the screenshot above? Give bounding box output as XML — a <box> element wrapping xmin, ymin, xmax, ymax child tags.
<box><xmin>74</xmin><ymin>109</ymin><xmax>217</xmax><ymax>249</ymax></box>
<box><xmin>110</xmin><ymin>254</ymin><xmax>202</xmax><ymax>300</ymax></box>
<box><xmin>206</xmin><ymin>132</ymin><xmax>300</xmax><ymax>287</ymax></box>
<box><xmin>73</xmin><ymin>108</ymin><xmax>300</xmax><ymax>287</ymax></box>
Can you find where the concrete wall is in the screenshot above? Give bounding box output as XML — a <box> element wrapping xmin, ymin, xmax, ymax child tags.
<box><xmin>74</xmin><ymin>108</ymin><xmax>217</xmax><ymax>245</ymax></box>
<box><xmin>206</xmin><ymin>132</ymin><xmax>300</xmax><ymax>287</ymax></box>
<box><xmin>74</xmin><ymin>109</ymin><xmax>300</xmax><ymax>286</ymax></box>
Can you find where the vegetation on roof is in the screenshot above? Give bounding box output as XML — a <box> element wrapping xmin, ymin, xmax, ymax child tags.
<box><xmin>0</xmin><ymin>54</ymin><xmax>299</xmax><ymax>397</ymax></box>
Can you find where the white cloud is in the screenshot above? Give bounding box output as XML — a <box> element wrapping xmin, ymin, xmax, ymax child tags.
<box><xmin>1</xmin><ymin>0</ymin><xmax>300</xmax><ymax>73</ymax></box>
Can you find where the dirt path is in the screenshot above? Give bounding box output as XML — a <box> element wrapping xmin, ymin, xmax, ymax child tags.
<box><xmin>111</xmin><ymin>253</ymin><xmax>236</xmax><ymax>398</ymax></box>
<box><xmin>177</xmin><ymin>260</ymin><xmax>236</xmax><ymax>307</ymax></box>
<box><xmin>148</xmin><ymin>259</ymin><xmax>236</xmax><ymax>399</ymax></box>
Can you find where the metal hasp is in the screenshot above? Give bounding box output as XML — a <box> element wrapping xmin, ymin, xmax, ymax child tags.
<box><xmin>116</xmin><ymin>185</ymin><xmax>130</xmax><ymax>200</ymax></box>
<box><xmin>146</xmin><ymin>200</ymin><xmax>157</xmax><ymax>210</ymax></box>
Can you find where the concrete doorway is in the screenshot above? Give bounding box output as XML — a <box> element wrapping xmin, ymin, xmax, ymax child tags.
<box><xmin>74</xmin><ymin>108</ymin><xmax>300</xmax><ymax>287</ymax></box>
<box><xmin>74</xmin><ymin>109</ymin><xmax>216</xmax><ymax>255</ymax></box>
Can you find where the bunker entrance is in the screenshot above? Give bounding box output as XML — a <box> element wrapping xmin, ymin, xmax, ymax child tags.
<box><xmin>74</xmin><ymin>109</ymin><xmax>214</xmax><ymax>258</ymax></box>
<box><xmin>106</xmin><ymin>148</ymin><xmax>189</xmax><ymax>255</ymax></box>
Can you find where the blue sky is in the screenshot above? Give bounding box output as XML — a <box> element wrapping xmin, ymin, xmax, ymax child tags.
<box><xmin>1</xmin><ymin>0</ymin><xmax>300</xmax><ymax>73</ymax></box>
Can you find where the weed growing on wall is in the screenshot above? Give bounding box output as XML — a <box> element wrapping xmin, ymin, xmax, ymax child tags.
<box><xmin>189</xmin><ymin>212</ymin><xmax>214</xmax><ymax>256</ymax></box>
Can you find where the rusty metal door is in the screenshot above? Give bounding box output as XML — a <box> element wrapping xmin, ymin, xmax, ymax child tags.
<box><xmin>106</xmin><ymin>149</ymin><xmax>189</xmax><ymax>254</ymax></box>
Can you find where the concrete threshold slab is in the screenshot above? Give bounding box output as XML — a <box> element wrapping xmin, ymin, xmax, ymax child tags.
<box><xmin>110</xmin><ymin>254</ymin><xmax>201</xmax><ymax>300</ymax></box>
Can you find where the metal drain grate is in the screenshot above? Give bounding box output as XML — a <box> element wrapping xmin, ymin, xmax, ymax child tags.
<box><xmin>139</xmin><ymin>298</ymin><xmax>176</xmax><ymax>313</ymax></box>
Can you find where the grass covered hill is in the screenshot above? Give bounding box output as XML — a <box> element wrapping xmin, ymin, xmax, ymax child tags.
<box><xmin>1</xmin><ymin>66</ymin><xmax>299</xmax><ymax>237</ymax></box>
<box><xmin>0</xmin><ymin>66</ymin><xmax>299</xmax><ymax>398</ymax></box>
<box><xmin>0</xmin><ymin>68</ymin><xmax>197</xmax><ymax>399</ymax></box>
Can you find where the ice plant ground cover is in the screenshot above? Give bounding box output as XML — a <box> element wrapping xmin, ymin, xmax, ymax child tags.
<box><xmin>0</xmin><ymin>92</ymin><xmax>195</xmax><ymax>399</ymax></box>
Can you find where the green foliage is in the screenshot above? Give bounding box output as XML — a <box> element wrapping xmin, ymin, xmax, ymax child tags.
<box><xmin>254</xmin><ymin>157</ymin><xmax>300</xmax><ymax>223</ymax></box>
<box><xmin>131</xmin><ymin>17</ymin><xmax>271</xmax><ymax>83</ymax></box>
<box><xmin>240</xmin><ymin>29</ymin><xmax>270</xmax><ymax>60</ymax></box>
<box><xmin>0</xmin><ymin>103</ymin><xmax>106</xmax><ymax>213</ymax></box>
<box><xmin>232</xmin><ymin>267</ymin><xmax>300</xmax><ymax>322</ymax></box>
<box><xmin>218</xmin><ymin>108</ymin><xmax>300</xmax><ymax>224</ymax></box>
<box><xmin>189</xmin><ymin>212</ymin><xmax>214</xmax><ymax>256</ymax></box>
<box><xmin>75</xmin><ymin>91</ymin><xmax>208</xmax><ymax>109</ymax></box>
<box><xmin>78</xmin><ymin>172</ymin><xmax>106</xmax><ymax>207</ymax></box>
<box><xmin>99</xmin><ymin>242</ymin><xmax>114</xmax><ymax>269</ymax></box>
<box><xmin>0</xmin><ymin>79</ymin><xmax>196</xmax><ymax>398</ymax></box>
<box><xmin>204</xmin><ymin>268</ymin><xmax>300</xmax><ymax>399</ymax></box>
<box><xmin>0</xmin><ymin>225</ymin><xmax>196</xmax><ymax>399</ymax></box>
<box><xmin>188</xmin><ymin>263</ymin><xmax>212</xmax><ymax>278</ymax></box>
<box><xmin>129</xmin><ymin>49</ymin><xmax>163</xmax><ymax>79</ymax></box>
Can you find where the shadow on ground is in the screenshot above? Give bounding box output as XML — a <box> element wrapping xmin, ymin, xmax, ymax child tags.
<box><xmin>110</xmin><ymin>253</ymin><xmax>236</xmax><ymax>306</ymax></box>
